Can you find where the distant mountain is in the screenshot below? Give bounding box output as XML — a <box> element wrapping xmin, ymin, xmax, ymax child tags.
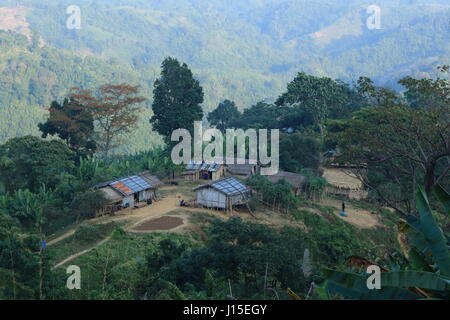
<box><xmin>0</xmin><ymin>0</ymin><xmax>448</xmax><ymax>151</ymax></box>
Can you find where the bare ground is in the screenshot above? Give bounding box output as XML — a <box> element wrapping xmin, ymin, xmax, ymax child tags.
<box><xmin>321</xmin><ymin>197</ymin><xmax>381</xmax><ymax>229</ymax></box>
<box><xmin>131</xmin><ymin>216</ymin><xmax>184</xmax><ymax>231</ymax></box>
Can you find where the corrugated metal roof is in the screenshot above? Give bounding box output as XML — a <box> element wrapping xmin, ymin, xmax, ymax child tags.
<box><xmin>110</xmin><ymin>175</ymin><xmax>152</xmax><ymax>195</ymax></box>
<box><xmin>186</xmin><ymin>161</ymin><xmax>202</xmax><ymax>170</ymax></box>
<box><xmin>185</xmin><ymin>160</ymin><xmax>222</xmax><ymax>172</ymax></box>
<box><xmin>194</xmin><ymin>177</ymin><xmax>250</xmax><ymax>196</ymax></box>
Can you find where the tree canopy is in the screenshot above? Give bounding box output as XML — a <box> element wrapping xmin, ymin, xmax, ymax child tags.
<box><xmin>70</xmin><ymin>84</ymin><xmax>146</xmax><ymax>158</ymax></box>
<box><xmin>38</xmin><ymin>98</ymin><xmax>97</xmax><ymax>158</ymax></box>
<box><xmin>150</xmin><ymin>57</ymin><xmax>204</xmax><ymax>143</ymax></box>
<box><xmin>207</xmin><ymin>100</ymin><xmax>241</xmax><ymax>132</ymax></box>
<box><xmin>0</xmin><ymin>136</ymin><xmax>75</xmax><ymax>193</ymax></box>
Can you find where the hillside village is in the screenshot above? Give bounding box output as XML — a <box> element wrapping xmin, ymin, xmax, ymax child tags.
<box><xmin>0</xmin><ymin>1</ymin><xmax>448</xmax><ymax>301</ymax></box>
<box><xmin>46</xmin><ymin>159</ymin><xmax>383</xmax><ymax>270</ymax></box>
<box><xmin>1</xmin><ymin>58</ymin><xmax>447</xmax><ymax>300</ymax></box>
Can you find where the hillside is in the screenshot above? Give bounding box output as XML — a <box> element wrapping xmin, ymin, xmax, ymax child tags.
<box><xmin>0</xmin><ymin>31</ymin><xmax>163</xmax><ymax>153</ymax></box>
<box><xmin>0</xmin><ymin>0</ymin><xmax>449</xmax><ymax>152</ymax></box>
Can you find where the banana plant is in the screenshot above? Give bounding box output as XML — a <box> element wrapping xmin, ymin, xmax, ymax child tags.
<box><xmin>319</xmin><ymin>184</ymin><xmax>450</xmax><ymax>300</ymax></box>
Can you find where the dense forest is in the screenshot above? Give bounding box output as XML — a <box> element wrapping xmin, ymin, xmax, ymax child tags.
<box><xmin>0</xmin><ymin>0</ymin><xmax>449</xmax><ymax>301</ymax></box>
<box><xmin>0</xmin><ymin>0</ymin><xmax>449</xmax><ymax>153</ymax></box>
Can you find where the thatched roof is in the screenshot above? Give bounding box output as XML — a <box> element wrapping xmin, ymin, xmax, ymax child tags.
<box><xmin>99</xmin><ymin>186</ymin><xmax>124</xmax><ymax>203</ymax></box>
<box><xmin>266</xmin><ymin>171</ymin><xmax>307</xmax><ymax>189</ymax></box>
<box><xmin>138</xmin><ymin>172</ymin><xmax>163</xmax><ymax>188</ymax></box>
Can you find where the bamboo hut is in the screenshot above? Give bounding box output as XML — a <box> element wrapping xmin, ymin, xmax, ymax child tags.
<box><xmin>181</xmin><ymin>161</ymin><xmax>225</xmax><ymax>181</ymax></box>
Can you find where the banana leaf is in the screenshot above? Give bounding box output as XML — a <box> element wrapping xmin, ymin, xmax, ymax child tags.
<box><xmin>404</xmin><ymin>217</ymin><xmax>432</xmax><ymax>256</ymax></box>
<box><xmin>408</xmin><ymin>247</ymin><xmax>433</xmax><ymax>272</ymax></box>
<box><xmin>416</xmin><ymin>186</ymin><xmax>450</xmax><ymax>277</ymax></box>
<box><xmin>322</xmin><ymin>269</ymin><xmax>420</xmax><ymax>300</ymax></box>
<box><xmin>380</xmin><ymin>271</ymin><xmax>450</xmax><ymax>291</ymax></box>
<box><xmin>433</xmin><ymin>184</ymin><xmax>450</xmax><ymax>215</ymax></box>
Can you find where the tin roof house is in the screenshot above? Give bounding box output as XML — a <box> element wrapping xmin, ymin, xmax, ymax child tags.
<box><xmin>181</xmin><ymin>161</ymin><xmax>225</xmax><ymax>181</ymax></box>
<box><xmin>193</xmin><ymin>177</ymin><xmax>251</xmax><ymax>211</ymax></box>
<box><xmin>222</xmin><ymin>157</ymin><xmax>258</xmax><ymax>178</ymax></box>
<box><xmin>94</xmin><ymin>172</ymin><xmax>162</xmax><ymax>215</ymax></box>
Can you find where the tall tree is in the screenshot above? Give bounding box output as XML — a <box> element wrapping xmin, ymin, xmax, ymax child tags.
<box><xmin>70</xmin><ymin>84</ymin><xmax>146</xmax><ymax>158</ymax></box>
<box><xmin>38</xmin><ymin>98</ymin><xmax>97</xmax><ymax>157</ymax></box>
<box><xmin>279</xmin><ymin>133</ymin><xmax>321</xmax><ymax>174</ymax></box>
<box><xmin>337</xmin><ymin>72</ymin><xmax>450</xmax><ymax>215</ymax></box>
<box><xmin>207</xmin><ymin>99</ymin><xmax>241</xmax><ymax>132</ymax></box>
<box><xmin>233</xmin><ymin>101</ymin><xmax>281</xmax><ymax>130</ymax></box>
<box><xmin>276</xmin><ymin>72</ymin><xmax>360</xmax><ymax>137</ymax></box>
<box><xmin>150</xmin><ymin>57</ymin><xmax>204</xmax><ymax>143</ymax></box>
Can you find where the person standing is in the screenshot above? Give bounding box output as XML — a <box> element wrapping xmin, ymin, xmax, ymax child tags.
<box><xmin>342</xmin><ymin>202</ymin><xmax>346</xmax><ymax>213</ymax></box>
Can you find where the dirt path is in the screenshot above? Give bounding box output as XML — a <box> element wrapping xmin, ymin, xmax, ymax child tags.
<box><xmin>47</xmin><ymin>230</ymin><xmax>76</xmax><ymax>246</ymax></box>
<box><xmin>52</xmin><ymin>194</ymin><xmax>184</xmax><ymax>268</ymax></box>
<box><xmin>52</xmin><ymin>236</ymin><xmax>111</xmax><ymax>269</ymax></box>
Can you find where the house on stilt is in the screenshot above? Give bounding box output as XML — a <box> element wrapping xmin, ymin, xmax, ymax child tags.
<box><xmin>193</xmin><ymin>177</ymin><xmax>251</xmax><ymax>211</ymax></box>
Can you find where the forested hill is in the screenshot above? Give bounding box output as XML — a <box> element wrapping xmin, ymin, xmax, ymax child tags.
<box><xmin>0</xmin><ymin>0</ymin><xmax>449</xmax><ymax>151</ymax></box>
<box><xmin>0</xmin><ymin>31</ymin><xmax>163</xmax><ymax>153</ymax></box>
<box><xmin>10</xmin><ymin>0</ymin><xmax>450</xmax><ymax>85</ymax></box>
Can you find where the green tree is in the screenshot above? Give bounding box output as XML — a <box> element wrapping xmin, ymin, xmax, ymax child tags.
<box><xmin>279</xmin><ymin>133</ymin><xmax>322</xmax><ymax>174</ymax></box>
<box><xmin>0</xmin><ymin>136</ymin><xmax>75</xmax><ymax>192</ymax></box>
<box><xmin>150</xmin><ymin>57</ymin><xmax>204</xmax><ymax>144</ymax></box>
<box><xmin>233</xmin><ymin>101</ymin><xmax>281</xmax><ymax>130</ymax></box>
<box><xmin>337</xmin><ymin>73</ymin><xmax>450</xmax><ymax>214</ymax></box>
<box><xmin>38</xmin><ymin>98</ymin><xmax>97</xmax><ymax>158</ymax></box>
<box><xmin>276</xmin><ymin>72</ymin><xmax>361</xmax><ymax>137</ymax></box>
<box><xmin>207</xmin><ymin>100</ymin><xmax>241</xmax><ymax>132</ymax></box>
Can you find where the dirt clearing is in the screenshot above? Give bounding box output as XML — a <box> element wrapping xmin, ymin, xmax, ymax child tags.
<box><xmin>322</xmin><ymin>197</ymin><xmax>381</xmax><ymax>229</ymax></box>
<box><xmin>131</xmin><ymin>216</ymin><xmax>184</xmax><ymax>231</ymax></box>
<box><xmin>323</xmin><ymin>168</ymin><xmax>363</xmax><ymax>189</ymax></box>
